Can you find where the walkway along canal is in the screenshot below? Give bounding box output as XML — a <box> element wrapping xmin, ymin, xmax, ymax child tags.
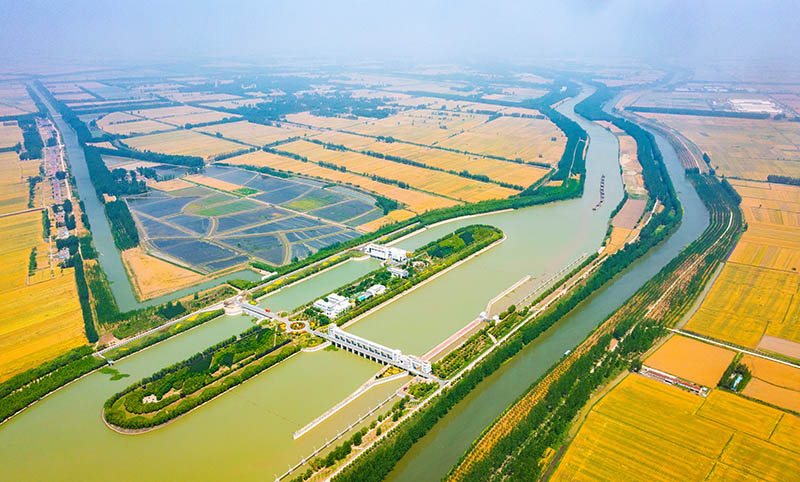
<box><xmin>0</xmin><ymin>87</ymin><xmax>704</xmax><ymax>481</ymax></box>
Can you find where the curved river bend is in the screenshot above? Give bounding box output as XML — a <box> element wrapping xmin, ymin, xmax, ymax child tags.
<box><xmin>0</xmin><ymin>89</ymin><xmax>707</xmax><ymax>481</ymax></box>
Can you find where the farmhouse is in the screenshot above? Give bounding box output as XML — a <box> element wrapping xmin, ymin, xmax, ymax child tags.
<box><xmin>363</xmin><ymin>243</ymin><xmax>408</xmax><ymax>263</ymax></box>
<box><xmin>313</xmin><ymin>293</ymin><xmax>352</xmax><ymax>319</ymax></box>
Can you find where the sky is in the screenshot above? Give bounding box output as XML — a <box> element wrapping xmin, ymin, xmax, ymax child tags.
<box><xmin>1</xmin><ymin>0</ymin><xmax>798</xmax><ymax>69</ymax></box>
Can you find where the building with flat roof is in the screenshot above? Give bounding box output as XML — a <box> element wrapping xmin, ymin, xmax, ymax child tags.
<box><xmin>387</xmin><ymin>266</ymin><xmax>408</xmax><ymax>278</ymax></box>
<box><xmin>366</xmin><ymin>284</ymin><xmax>386</xmax><ymax>297</ymax></box>
<box><xmin>313</xmin><ymin>293</ymin><xmax>352</xmax><ymax>319</ymax></box>
<box><xmin>363</xmin><ymin>243</ymin><xmax>408</xmax><ymax>263</ymax></box>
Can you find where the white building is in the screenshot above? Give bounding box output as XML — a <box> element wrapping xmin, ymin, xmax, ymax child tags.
<box><xmin>363</xmin><ymin>243</ymin><xmax>408</xmax><ymax>263</ymax></box>
<box><xmin>366</xmin><ymin>284</ymin><xmax>386</xmax><ymax>297</ymax></box>
<box><xmin>313</xmin><ymin>293</ymin><xmax>352</xmax><ymax>319</ymax></box>
<box><xmin>387</xmin><ymin>266</ymin><xmax>408</xmax><ymax>278</ymax></box>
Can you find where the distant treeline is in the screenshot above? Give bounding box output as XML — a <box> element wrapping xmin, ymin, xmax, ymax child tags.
<box><xmin>625</xmin><ymin>106</ymin><xmax>771</xmax><ymax>119</ymax></box>
<box><xmin>767</xmin><ymin>174</ymin><xmax>800</xmax><ymax>186</ymax></box>
<box><xmin>94</xmin><ymin>144</ymin><xmax>204</xmax><ymax>168</ymax></box>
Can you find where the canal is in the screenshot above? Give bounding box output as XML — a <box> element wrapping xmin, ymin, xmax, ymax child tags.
<box><xmin>383</xmin><ymin>91</ymin><xmax>709</xmax><ymax>482</ymax></box>
<box><xmin>32</xmin><ymin>83</ymin><xmax>261</xmax><ymax>312</ymax></box>
<box><xmin>0</xmin><ymin>87</ymin><xmax>706</xmax><ymax>481</ymax></box>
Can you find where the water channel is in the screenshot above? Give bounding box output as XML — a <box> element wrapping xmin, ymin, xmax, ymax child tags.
<box><xmin>0</xmin><ymin>88</ymin><xmax>707</xmax><ymax>480</ymax></box>
<box><xmin>33</xmin><ymin>84</ymin><xmax>261</xmax><ymax>312</ymax></box>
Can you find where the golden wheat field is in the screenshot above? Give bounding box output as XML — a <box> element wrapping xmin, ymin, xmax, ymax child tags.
<box><xmin>358</xmin><ymin>209</ymin><xmax>417</xmax><ymax>232</ymax></box>
<box><xmin>195</xmin><ymin>120</ymin><xmax>311</xmax><ymax>146</ymax></box>
<box><xmin>0</xmin><ymin>121</ymin><xmax>23</xmax><ymax>149</ymax></box>
<box><xmin>122</xmin><ymin>247</ymin><xmax>205</xmax><ymax>300</ymax></box>
<box><xmin>279</xmin><ymin>140</ymin><xmax>516</xmax><ymax>202</ymax></box>
<box><xmin>0</xmin><ymin>212</ymin><xmax>85</xmax><ymax>382</ymax></box>
<box><xmin>719</xmin><ymin>433</ymin><xmax>800</xmax><ymax>482</ymax></box>
<box><xmin>349</xmin><ymin>109</ymin><xmax>490</xmax><ymax>144</ymax></box>
<box><xmin>284</xmin><ymin>112</ymin><xmax>368</xmax><ymax>130</ymax></box>
<box><xmin>553</xmin><ymin>375</ymin><xmax>800</xmax><ymax>482</ymax></box>
<box><xmin>644</xmin><ymin>335</ymin><xmax>735</xmax><ymax>387</ymax></box>
<box><xmin>0</xmin><ymin>151</ymin><xmax>36</xmax><ymax>215</ymax></box>
<box><xmin>438</xmin><ymin>115</ymin><xmax>566</xmax><ymax>165</ymax></box>
<box><xmin>97</xmin><ymin>118</ymin><xmax>173</xmax><ymax>136</ymax></box>
<box><xmin>313</xmin><ymin>130</ymin><xmax>548</xmax><ymax>188</ymax></box>
<box><xmin>770</xmin><ymin>414</ymin><xmax>800</xmax><ymax>453</ymax></box>
<box><xmin>605</xmin><ymin>226</ymin><xmax>632</xmax><ymax>254</ymax></box>
<box><xmin>122</xmin><ymin>130</ymin><xmax>245</xmax><ymax>160</ymax></box>
<box><xmin>223</xmin><ymin>150</ymin><xmax>459</xmax><ymax>214</ymax></box>
<box><xmin>183</xmin><ymin>174</ymin><xmax>245</xmax><ymax>193</ymax></box>
<box><xmin>553</xmin><ymin>412</ymin><xmax>716</xmax><ymax>482</ymax></box>
<box><xmin>148</xmin><ymin>178</ymin><xmax>195</xmax><ymax>191</ymax></box>
<box><xmin>157</xmin><ymin>110</ymin><xmax>239</xmax><ymax>127</ymax></box>
<box><xmin>726</xmin><ymin>181</ymin><xmax>800</xmax><ymax>272</ymax></box>
<box><xmin>740</xmin><ymin>354</ymin><xmax>800</xmax><ymax>412</ymax></box>
<box><xmin>696</xmin><ymin>389</ymin><xmax>782</xmax><ymax>439</ymax></box>
<box><xmin>640</xmin><ymin>113</ymin><xmax>800</xmax><ymax>180</ymax></box>
<box><xmin>685</xmin><ymin>263</ymin><xmax>798</xmax><ymax>348</ymax></box>
<box><xmin>129</xmin><ymin>105</ymin><xmax>208</xmax><ymax>119</ymax></box>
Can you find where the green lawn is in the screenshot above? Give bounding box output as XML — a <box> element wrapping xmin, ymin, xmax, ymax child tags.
<box><xmin>283</xmin><ymin>191</ymin><xmax>341</xmax><ymax>212</ymax></box>
<box><xmin>233</xmin><ymin>187</ymin><xmax>259</xmax><ymax>196</ymax></box>
<box><xmin>194</xmin><ymin>199</ymin><xmax>260</xmax><ymax>216</ymax></box>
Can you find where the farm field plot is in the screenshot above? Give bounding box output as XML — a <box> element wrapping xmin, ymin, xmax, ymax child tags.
<box><xmin>612</xmin><ymin>198</ymin><xmax>647</xmax><ymax>229</ymax></box>
<box><xmin>121</xmin><ymin>130</ymin><xmax>245</xmax><ymax>160</ymax></box>
<box><xmin>156</xmin><ymin>110</ymin><xmax>239</xmax><ymax>127</ymax></box>
<box><xmin>225</xmin><ymin>149</ymin><xmax>459</xmax><ymax>216</ymax></box>
<box><xmin>0</xmin><ymin>121</ymin><xmax>23</xmax><ymax>149</ymax></box>
<box><xmin>314</xmin><ymin>130</ymin><xmax>549</xmax><ymax>188</ymax></box>
<box><xmin>684</xmin><ymin>262</ymin><xmax>798</xmax><ymax>348</ymax></box>
<box><xmin>194</xmin><ymin>120</ymin><xmax>311</xmax><ymax>146</ymax></box>
<box><xmin>97</xmin><ymin>117</ymin><xmax>173</xmax><ymax>136</ymax></box>
<box><xmin>644</xmin><ymin>334</ymin><xmax>735</xmax><ymax>387</ymax></box>
<box><xmin>348</xmin><ymin>109</ymin><xmax>490</xmax><ymax>144</ymax></box>
<box><xmin>617</xmin><ymin>134</ymin><xmax>647</xmax><ymax>198</ymax></box>
<box><xmin>0</xmin><ymin>83</ymin><xmax>37</xmax><ymax>117</ymax></box>
<box><xmin>284</xmin><ymin>112</ymin><xmax>368</xmax><ymax>130</ymax></box>
<box><xmin>696</xmin><ymin>389</ymin><xmax>782</xmax><ymax>439</ymax></box>
<box><xmin>0</xmin><ymin>212</ymin><xmax>85</xmax><ymax>382</ymax></box>
<box><xmin>126</xmin><ymin>165</ymin><xmax>371</xmax><ymax>271</ymax></box>
<box><xmin>121</xmin><ymin>246</ymin><xmax>205</xmax><ymax>300</ymax></box>
<box><xmin>0</xmin><ymin>151</ymin><xmax>36</xmax><ymax>215</ymax></box>
<box><xmin>279</xmin><ymin>140</ymin><xmax>516</xmax><ymax>202</ymax></box>
<box><xmin>639</xmin><ymin>113</ymin><xmax>800</xmax><ymax>180</ymax></box>
<box><xmin>727</xmin><ymin>180</ymin><xmax>800</xmax><ymax>272</ymax></box>
<box><xmin>129</xmin><ymin>105</ymin><xmax>208</xmax><ymax>119</ymax></box>
<box><xmin>553</xmin><ymin>375</ymin><xmax>800</xmax><ymax>482</ymax></box>
<box><xmin>437</xmin><ymin>115</ymin><xmax>566</xmax><ymax>166</ymax></box>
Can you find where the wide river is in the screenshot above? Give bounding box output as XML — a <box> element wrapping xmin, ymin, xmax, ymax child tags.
<box><xmin>1</xmin><ymin>88</ymin><xmax>708</xmax><ymax>480</ymax></box>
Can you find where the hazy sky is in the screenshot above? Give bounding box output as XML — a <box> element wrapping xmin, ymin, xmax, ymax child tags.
<box><xmin>1</xmin><ymin>0</ymin><xmax>797</xmax><ymax>69</ymax></box>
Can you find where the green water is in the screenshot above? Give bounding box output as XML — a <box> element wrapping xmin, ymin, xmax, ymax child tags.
<box><xmin>0</xmin><ymin>87</ymin><xmax>704</xmax><ymax>480</ymax></box>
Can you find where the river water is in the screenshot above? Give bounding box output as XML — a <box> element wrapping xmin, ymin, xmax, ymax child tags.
<box><xmin>0</xmin><ymin>88</ymin><xmax>706</xmax><ymax>480</ymax></box>
<box><xmin>383</xmin><ymin>93</ymin><xmax>710</xmax><ymax>482</ymax></box>
<box><xmin>33</xmin><ymin>84</ymin><xmax>261</xmax><ymax>312</ymax></box>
